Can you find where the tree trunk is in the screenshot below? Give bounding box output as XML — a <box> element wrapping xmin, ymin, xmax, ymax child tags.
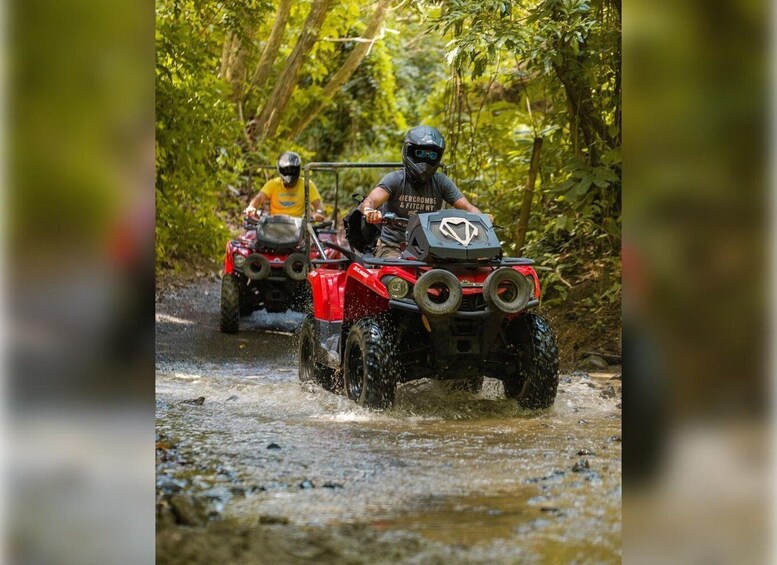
<box><xmin>252</xmin><ymin>0</ymin><xmax>334</xmax><ymax>144</ymax></box>
<box><xmin>515</xmin><ymin>137</ymin><xmax>543</xmax><ymax>254</ymax></box>
<box><xmin>219</xmin><ymin>31</ymin><xmax>236</xmax><ymax>80</ymax></box>
<box><xmin>248</xmin><ymin>0</ymin><xmax>293</xmax><ymax>93</ymax></box>
<box><xmin>288</xmin><ymin>0</ymin><xmax>392</xmax><ymax>138</ymax></box>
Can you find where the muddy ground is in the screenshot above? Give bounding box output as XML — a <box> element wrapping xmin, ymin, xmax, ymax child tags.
<box><xmin>156</xmin><ymin>277</ymin><xmax>621</xmax><ymax>564</ymax></box>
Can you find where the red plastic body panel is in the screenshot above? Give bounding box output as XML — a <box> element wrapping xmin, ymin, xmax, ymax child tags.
<box><xmin>308</xmin><ymin>260</ymin><xmax>543</xmax><ymax>322</ymax></box>
<box><xmin>309</xmin><ymin>269</ymin><xmax>348</xmax><ymax>321</ymax></box>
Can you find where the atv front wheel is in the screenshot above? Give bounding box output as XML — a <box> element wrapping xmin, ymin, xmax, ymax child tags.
<box><xmin>501</xmin><ymin>313</ymin><xmax>559</xmax><ymax>409</ymax></box>
<box><xmin>220</xmin><ymin>274</ymin><xmax>241</xmax><ymax>333</ymax></box>
<box><xmin>450</xmin><ymin>376</ymin><xmax>485</xmax><ymax>393</ymax></box>
<box><xmin>343</xmin><ymin>318</ymin><xmax>398</xmax><ymax>409</ymax></box>
<box><xmin>298</xmin><ymin>315</ymin><xmax>336</xmax><ymax>390</ymax></box>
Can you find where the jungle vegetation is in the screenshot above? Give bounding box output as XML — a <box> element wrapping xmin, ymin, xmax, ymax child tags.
<box><xmin>156</xmin><ymin>0</ymin><xmax>621</xmax><ymax>354</ymax></box>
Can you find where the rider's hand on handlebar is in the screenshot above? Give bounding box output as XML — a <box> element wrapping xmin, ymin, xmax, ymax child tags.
<box><xmin>244</xmin><ymin>205</ymin><xmax>259</xmax><ymax>219</ymax></box>
<box><xmin>364</xmin><ymin>208</ymin><xmax>383</xmax><ymax>224</ymax></box>
<box><xmin>312</xmin><ymin>210</ymin><xmax>326</xmax><ymax>222</ymax></box>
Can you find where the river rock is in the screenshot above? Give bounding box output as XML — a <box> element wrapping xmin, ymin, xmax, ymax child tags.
<box><xmin>168</xmin><ymin>494</ymin><xmax>209</xmax><ymax>526</ymax></box>
<box><xmin>181</xmin><ymin>396</ymin><xmax>206</xmax><ymax>406</ymax></box>
<box><xmin>267</xmin><ymin>443</ymin><xmax>281</xmax><ymax>450</ymax></box>
<box><xmin>156</xmin><ymin>475</ymin><xmax>186</xmax><ymax>494</ymax></box>
<box><xmin>572</xmin><ymin>460</ymin><xmax>590</xmax><ymax>473</ymax></box>
<box><xmin>580</xmin><ymin>354</ymin><xmax>608</xmax><ymax>370</ymax></box>
<box><xmin>259</xmin><ymin>515</ymin><xmax>290</xmax><ymax>525</ymax></box>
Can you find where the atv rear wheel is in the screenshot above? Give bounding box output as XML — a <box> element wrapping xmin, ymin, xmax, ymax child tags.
<box><xmin>343</xmin><ymin>318</ymin><xmax>398</xmax><ymax>409</ymax></box>
<box><xmin>219</xmin><ymin>274</ymin><xmax>241</xmax><ymax>333</ymax></box>
<box><xmin>298</xmin><ymin>315</ymin><xmax>336</xmax><ymax>390</ymax></box>
<box><xmin>501</xmin><ymin>313</ymin><xmax>559</xmax><ymax>409</ymax></box>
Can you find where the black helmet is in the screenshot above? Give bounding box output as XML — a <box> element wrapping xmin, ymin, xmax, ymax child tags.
<box><xmin>402</xmin><ymin>126</ymin><xmax>445</xmax><ymax>187</ymax></box>
<box><xmin>277</xmin><ymin>151</ymin><xmax>302</xmax><ymax>187</ymax></box>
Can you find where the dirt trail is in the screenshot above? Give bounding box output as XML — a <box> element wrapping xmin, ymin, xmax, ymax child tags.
<box><xmin>156</xmin><ymin>279</ymin><xmax>621</xmax><ymax>564</ymax></box>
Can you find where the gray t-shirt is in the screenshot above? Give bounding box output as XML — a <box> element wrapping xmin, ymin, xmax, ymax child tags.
<box><xmin>376</xmin><ymin>170</ymin><xmax>464</xmax><ymax>244</ymax></box>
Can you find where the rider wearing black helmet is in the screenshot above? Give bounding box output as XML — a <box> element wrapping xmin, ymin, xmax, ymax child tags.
<box><xmin>360</xmin><ymin>126</ymin><xmax>486</xmax><ymax>258</ymax></box>
<box><xmin>245</xmin><ymin>151</ymin><xmax>326</xmax><ymax>220</ymax></box>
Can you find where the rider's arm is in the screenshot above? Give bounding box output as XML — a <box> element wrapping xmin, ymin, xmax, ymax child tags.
<box><xmin>310</xmin><ymin>198</ymin><xmax>325</xmax><ymax>221</ymax></box>
<box><xmin>360</xmin><ymin>187</ymin><xmax>391</xmax><ymax>223</ymax></box>
<box><xmin>452</xmin><ymin>196</ymin><xmax>481</xmax><ymax>214</ymax></box>
<box><xmin>246</xmin><ymin>192</ymin><xmax>269</xmax><ymax>215</ymax></box>
<box><xmin>453</xmin><ymin>196</ymin><xmax>494</xmax><ymax>221</ymax></box>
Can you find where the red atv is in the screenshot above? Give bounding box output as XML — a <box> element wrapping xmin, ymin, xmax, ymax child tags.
<box><xmin>299</xmin><ymin>207</ymin><xmax>560</xmax><ymax>410</ymax></box>
<box><xmin>220</xmin><ymin>213</ymin><xmax>339</xmax><ymax>333</ymax></box>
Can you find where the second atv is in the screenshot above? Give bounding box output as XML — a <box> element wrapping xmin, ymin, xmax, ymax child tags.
<box><xmin>220</xmin><ymin>213</ymin><xmax>339</xmax><ymax>333</ymax></box>
<box><xmin>299</xmin><ymin>207</ymin><xmax>560</xmax><ymax>410</ymax></box>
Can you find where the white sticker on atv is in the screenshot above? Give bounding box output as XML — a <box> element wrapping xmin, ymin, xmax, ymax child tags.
<box><xmin>439</xmin><ymin>217</ymin><xmax>479</xmax><ymax>247</ymax></box>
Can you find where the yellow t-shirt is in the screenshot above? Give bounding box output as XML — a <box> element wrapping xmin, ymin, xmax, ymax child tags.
<box><xmin>259</xmin><ymin>177</ymin><xmax>321</xmax><ymax>218</ymax></box>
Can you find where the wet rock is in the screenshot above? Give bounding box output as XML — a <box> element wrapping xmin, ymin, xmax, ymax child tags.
<box><xmin>572</xmin><ymin>460</ymin><xmax>590</xmax><ymax>473</ymax></box>
<box><xmin>580</xmin><ymin>354</ymin><xmax>608</xmax><ymax>370</ymax></box>
<box><xmin>576</xmin><ymin>448</ymin><xmax>594</xmax><ymax>456</ymax></box>
<box><xmin>259</xmin><ymin>515</ymin><xmax>290</xmax><ymax>525</ymax></box>
<box><xmin>216</xmin><ymin>466</ymin><xmax>237</xmax><ymax>480</ymax></box>
<box><xmin>585</xmin><ymin>382</ymin><xmax>597</xmax><ymax>389</ymax></box>
<box><xmin>181</xmin><ymin>396</ymin><xmax>206</xmax><ymax>406</ymax></box>
<box><xmin>266</xmin><ymin>443</ymin><xmax>281</xmax><ymax>450</ymax></box>
<box><xmin>616</xmin><ymin>402</ymin><xmax>622</xmax><ymax>409</ymax></box>
<box><xmin>607</xmin><ymin>435</ymin><xmax>622</xmax><ymax>443</ymax></box>
<box><xmin>322</xmin><ymin>482</ymin><xmax>344</xmax><ymax>489</ymax></box>
<box><xmin>561</xmin><ymin>376</ymin><xmax>572</xmax><ymax>384</ymax></box>
<box><xmin>610</xmin><ymin>373</ymin><xmax>622</xmax><ymax>380</ymax></box>
<box><xmin>299</xmin><ymin>480</ymin><xmax>315</xmax><ymax>489</ymax></box>
<box><xmin>540</xmin><ymin>506</ymin><xmax>565</xmax><ymax>516</ymax></box>
<box><xmin>230</xmin><ymin>486</ymin><xmax>247</xmax><ymax>497</ymax></box>
<box><xmin>226</xmin><ymin>395</ymin><xmax>239</xmax><ymax>401</ymax></box>
<box><xmin>168</xmin><ymin>494</ymin><xmax>209</xmax><ymax>526</ymax></box>
<box><xmin>600</xmin><ymin>386</ymin><xmax>617</xmax><ymax>399</ymax></box>
<box><xmin>577</xmin><ymin>419</ymin><xmax>588</xmax><ymax>425</ymax></box>
<box><xmin>156</xmin><ymin>475</ymin><xmax>186</xmax><ymax>494</ymax></box>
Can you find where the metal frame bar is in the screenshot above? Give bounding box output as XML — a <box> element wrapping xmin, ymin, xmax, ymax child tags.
<box><xmin>303</xmin><ymin>162</ymin><xmax>403</xmax><ymax>263</ymax></box>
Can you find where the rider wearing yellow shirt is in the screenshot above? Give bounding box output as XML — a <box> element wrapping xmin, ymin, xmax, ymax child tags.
<box><xmin>245</xmin><ymin>152</ymin><xmax>325</xmax><ymax>221</ymax></box>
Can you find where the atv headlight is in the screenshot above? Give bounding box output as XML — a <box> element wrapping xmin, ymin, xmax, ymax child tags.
<box><xmin>384</xmin><ymin>276</ymin><xmax>410</xmax><ymax>299</ymax></box>
<box><xmin>233</xmin><ymin>253</ymin><xmax>246</xmax><ymax>268</ymax></box>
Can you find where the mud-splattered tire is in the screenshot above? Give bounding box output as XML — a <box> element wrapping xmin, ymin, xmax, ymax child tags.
<box><xmin>450</xmin><ymin>376</ymin><xmax>485</xmax><ymax>393</ymax></box>
<box><xmin>343</xmin><ymin>318</ymin><xmax>398</xmax><ymax>409</ymax></box>
<box><xmin>220</xmin><ymin>274</ymin><xmax>241</xmax><ymax>333</ymax></box>
<box><xmin>298</xmin><ymin>315</ymin><xmax>336</xmax><ymax>391</ymax></box>
<box><xmin>502</xmin><ymin>313</ymin><xmax>559</xmax><ymax>409</ymax></box>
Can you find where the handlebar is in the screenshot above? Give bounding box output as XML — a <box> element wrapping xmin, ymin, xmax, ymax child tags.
<box><xmin>380</xmin><ymin>212</ymin><xmax>409</xmax><ymax>227</ymax></box>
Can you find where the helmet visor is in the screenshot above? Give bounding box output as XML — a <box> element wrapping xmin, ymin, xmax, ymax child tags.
<box><xmin>279</xmin><ymin>166</ymin><xmax>300</xmax><ymax>178</ymax></box>
<box><xmin>408</xmin><ymin>145</ymin><xmax>442</xmax><ymax>165</ymax></box>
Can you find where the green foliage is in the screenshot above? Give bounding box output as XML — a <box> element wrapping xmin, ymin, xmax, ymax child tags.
<box><xmin>156</xmin><ymin>0</ymin><xmax>245</xmax><ymax>269</ymax></box>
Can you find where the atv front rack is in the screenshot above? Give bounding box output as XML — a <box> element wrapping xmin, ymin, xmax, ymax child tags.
<box><xmin>362</xmin><ymin>256</ymin><xmax>535</xmax><ymax>268</ymax></box>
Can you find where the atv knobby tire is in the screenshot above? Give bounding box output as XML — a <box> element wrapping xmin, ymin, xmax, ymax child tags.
<box><xmin>343</xmin><ymin>318</ymin><xmax>398</xmax><ymax>409</ymax></box>
<box><xmin>450</xmin><ymin>376</ymin><xmax>485</xmax><ymax>393</ymax></box>
<box><xmin>298</xmin><ymin>315</ymin><xmax>336</xmax><ymax>390</ymax></box>
<box><xmin>220</xmin><ymin>274</ymin><xmax>241</xmax><ymax>333</ymax></box>
<box><xmin>501</xmin><ymin>313</ymin><xmax>559</xmax><ymax>409</ymax></box>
